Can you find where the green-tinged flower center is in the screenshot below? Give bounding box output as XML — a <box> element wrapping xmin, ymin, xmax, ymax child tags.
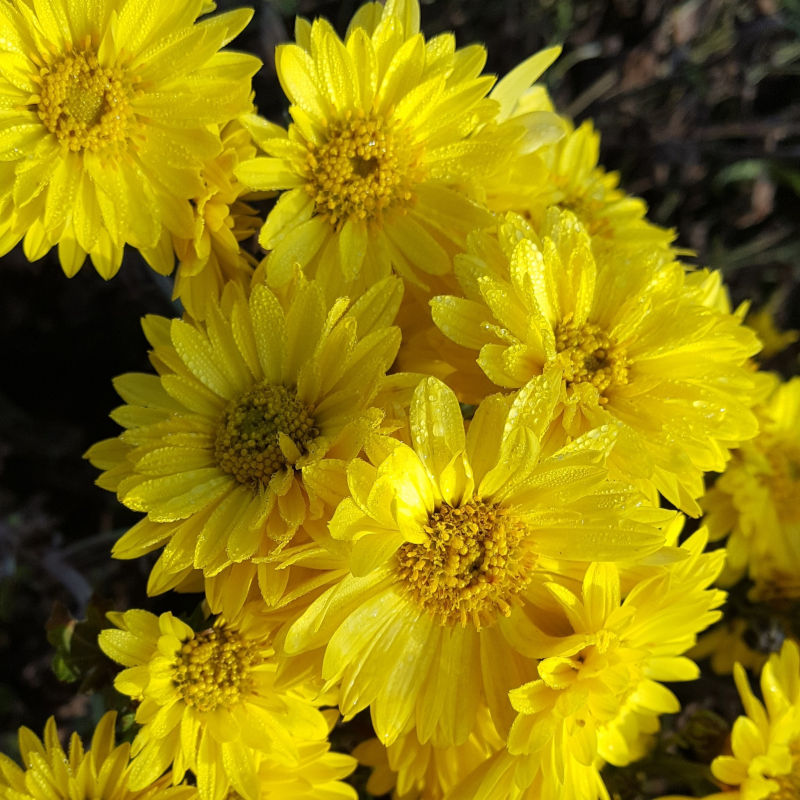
<box><xmin>173</xmin><ymin>625</ymin><xmax>259</xmax><ymax>712</ymax></box>
<box><xmin>304</xmin><ymin>111</ymin><xmax>421</xmax><ymax>230</ymax></box>
<box><xmin>554</xmin><ymin>314</ymin><xmax>630</xmax><ymax>399</ymax></box>
<box><xmin>35</xmin><ymin>47</ymin><xmax>135</xmax><ymax>152</ymax></box>
<box><xmin>214</xmin><ymin>383</ymin><xmax>318</xmax><ymax>490</ymax></box>
<box><xmin>396</xmin><ymin>500</ymin><xmax>533</xmax><ymax>628</ymax></box>
<box><xmin>763</xmin><ymin>438</ymin><xmax>800</xmax><ymax>523</ymax></box>
<box><xmin>554</xmin><ymin>175</ymin><xmax>613</xmax><ymax>239</ymax></box>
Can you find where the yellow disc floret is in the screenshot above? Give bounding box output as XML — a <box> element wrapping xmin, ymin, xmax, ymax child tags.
<box><xmin>214</xmin><ymin>383</ymin><xmax>318</xmax><ymax>490</ymax></box>
<box><xmin>35</xmin><ymin>45</ymin><xmax>135</xmax><ymax>152</ymax></box>
<box><xmin>173</xmin><ymin>625</ymin><xmax>260</xmax><ymax>712</ymax></box>
<box><xmin>396</xmin><ymin>500</ymin><xmax>533</xmax><ymax>628</ymax></box>
<box><xmin>304</xmin><ymin>111</ymin><xmax>420</xmax><ymax>230</ymax></box>
<box><xmin>554</xmin><ymin>314</ymin><xmax>630</xmax><ymax>398</ymax></box>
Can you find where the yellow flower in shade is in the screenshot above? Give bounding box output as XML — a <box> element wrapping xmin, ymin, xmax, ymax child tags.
<box><xmin>284</xmin><ymin>373</ymin><xmax>673</xmax><ymax>747</ymax></box>
<box><xmin>98</xmin><ymin>606</ymin><xmax>335</xmax><ymax>800</ymax></box>
<box><xmin>703</xmin><ymin>374</ymin><xmax>800</xmax><ymax>601</ymax></box>
<box><xmin>691</xmin><ymin>618</ymin><xmax>769</xmax><ymax>676</ymax></box>
<box><xmin>85</xmin><ymin>275</ymin><xmax>402</xmax><ymax>616</ymax></box>
<box><xmin>0</xmin><ymin>0</ymin><xmax>261</xmax><ymax>279</ymax></box>
<box><xmin>354</xmin><ymin>706</ymin><xmax>504</xmax><ymax>799</ymax></box>
<box><xmin>452</xmin><ymin>528</ymin><xmax>725</xmax><ymax>800</ymax></box>
<box><xmin>431</xmin><ymin>209</ymin><xmax>761</xmax><ymax>514</ymax></box>
<box><xmin>141</xmin><ymin>118</ymin><xmax>264</xmax><ymax>321</ymax></box>
<box><xmin>746</xmin><ymin>306</ymin><xmax>799</xmax><ymax>360</ymax></box>
<box><xmin>235</xmin><ymin>0</ymin><xmax>559</xmax><ymax>298</ymax></box>
<box><xmin>0</xmin><ymin>712</ymin><xmax>195</xmax><ymax>800</ymax></box>
<box><xmin>660</xmin><ymin>640</ymin><xmax>800</xmax><ymax>800</ymax></box>
<box><xmin>487</xmin><ymin>105</ymin><xmax>675</xmax><ymax>254</ymax></box>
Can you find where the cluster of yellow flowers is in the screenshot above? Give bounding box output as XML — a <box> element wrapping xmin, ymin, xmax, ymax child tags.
<box><xmin>1</xmin><ymin>1</ymin><xmax>799</xmax><ymax>799</ymax></box>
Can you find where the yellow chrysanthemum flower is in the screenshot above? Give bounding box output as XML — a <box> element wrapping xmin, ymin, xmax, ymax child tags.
<box><xmin>143</xmin><ymin>118</ymin><xmax>263</xmax><ymax>321</ymax></box>
<box><xmin>0</xmin><ymin>0</ymin><xmax>260</xmax><ymax>278</ymax></box>
<box><xmin>454</xmin><ymin>528</ymin><xmax>725</xmax><ymax>800</ymax></box>
<box><xmin>660</xmin><ymin>640</ymin><xmax>800</xmax><ymax>800</ymax></box>
<box><xmin>284</xmin><ymin>373</ymin><xmax>673</xmax><ymax>747</ymax></box>
<box><xmin>487</xmin><ymin>102</ymin><xmax>675</xmax><ymax>253</ymax></box>
<box><xmin>86</xmin><ymin>275</ymin><xmax>402</xmax><ymax>615</ymax></box>
<box><xmin>703</xmin><ymin>374</ymin><xmax>800</xmax><ymax>600</ymax></box>
<box><xmin>99</xmin><ymin>606</ymin><xmax>335</xmax><ymax>800</ymax></box>
<box><xmin>354</xmin><ymin>705</ymin><xmax>504</xmax><ymax>800</ymax></box>
<box><xmin>235</xmin><ymin>0</ymin><xmax>559</xmax><ymax>297</ymax></box>
<box><xmin>0</xmin><ymin>712</ymin><xmax>195</xmax><ymax>800</ymax></box>
<box><xmin>431</xmin><ymin>210</ymin><xmax>761</xmax><ymax>513</ymax></box>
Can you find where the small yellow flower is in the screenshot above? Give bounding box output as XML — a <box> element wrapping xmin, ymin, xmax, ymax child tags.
<box><xmin>0</xmin><ymin>712</ymin><xmax>195</xmax><ymax>800</ymax></box>
<box><xmin>699</xmin><ymin>640</ymin><xmax>800</xmax><ymax>800</ymax></box>
<box><xmin>431</xmin><ymin>210</ymin><xmax>761</xmax><ymax>514</ymax></box>
<box><xmin>747</xmin><ymin>306</ymin><xmax>800</xmax><ymax>360</ymax></box>
<box><xmin>235</xmin><ymin>0</ymin><xmax>558</xmax><ymax>298</ymax></box>
<box><xmin>487</xmin><ymin>105</ymin><xmax>676</xmax><ymax>254</ymax></box>
<box><xmin>86</xmin><ymin>275</ymin><xmax>402</xmax><ymax>615</ymax></box>
<box><xmin>144</xmin><ymin>119</ymin><xmax>264</xmax><ymax>321</ymax></box>
<box><xmin>284</xmin><ymin>373</ymin><xmax>673</xmax><ymax>747</ymax></box>
<box><xmin>0</xmin><ymin>0</ymin><xmax>260</xmax><ymax>278</ymax></box>
<box><xmin>704</xmin><ymin>374</ymin><xmax>800</xmax><ymax>600</ymax></box>
<box><xmin>99</xmin><ymin>606</ymin><xmax>334</xmax><ymax>800</ymax></box>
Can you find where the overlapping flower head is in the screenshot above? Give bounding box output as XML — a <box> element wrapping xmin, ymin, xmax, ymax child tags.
<box><xmin>234</xmin><ymin>0</ymin><xmax>562</xmax><ymax>300</ymax></box>
<box><xmin>0</xmin><ymin>0</ymin><xmax>260</xmax><ymax>278</ymax></box>
<box><xmin>0</xmin><ymin>711</ymin><xmax>196</xmax><ymax>800</ymax></box>
<box><xmin>3</xmin><ymin>1</ymin><xmax>793</xmax><ymax>799</ymax></box>
<box><xmin>703</xmin><ymin>373</ymin><xmax>800</xmax><ymax>601</ymax></box>
<box><xmin>431</xmin><ymin>209</ymin><xmax>761</xmax><ymax>513</ymax></box>
<box><xmin>86</xmin><ymin>272</ymin><xmax>403</xmax><ymax>616</ymax></box>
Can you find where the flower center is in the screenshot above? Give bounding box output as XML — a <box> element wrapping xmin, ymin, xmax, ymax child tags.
<box><xmin>554</xmin><ymin>315</ymin><xmax>629</xmax><ymax>399</ymax></box>
<box><xmin>35</xmin><ymin>47</ymin><xmax>134</xmax><ymax>152</ymax></box>
<box><xmin>304</xmin><ymin>111</ymin><xmax>420</xmax><ymax>230</ymax></box>
<box><xmin>173</xmin><ymin>625</ymin><xmax>259</xmax><ymax>712</ymax></box>
<box><xmin>763</xmin><ymin>438</ymin><xmax>800</xmax><ymax>523</ymax></box>
<box><xmin>214</xmin><ymin>383</ymin><xmax>318</xmax><ymax>490</ymax></box>
<box><xmin>396</xmin><ymin>500</ymin><xmax>533</xmax><ymax>628</ymax></box>
<box><xmin>554</xmin><ymin>176</ymin><xmax>613</xmax><ymax>239</ymax></box>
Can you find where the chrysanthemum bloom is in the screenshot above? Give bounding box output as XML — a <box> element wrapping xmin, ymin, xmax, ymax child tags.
<box><xmin>0</xmin><ymin>0</ymin><xmax>260</xmax><ymax>277</ymax></box>
<box><xmin>284</xmin><ymin>374</ymin><xmax>673</xmax><ymax>747</ymax></box>
<box><xmin>691</xmin><ymin>618</ymin><xmax>768</xmax><ymax>676</ymax></box>
<box><xmin>86</xmin><ymin>275</ymin><xmax>402</xmax><ymax>615</ymax></box>
<box><xmin>485</xmin><ymin>93</ymin><xmax>675</xmax><ymax>254</ymax></box>
<box><xmin>354</xmin><ymin>706</ymin><xmax>504</xmax><ymax>800</ymax></box>
<box><xmin>142</xmin><ymin>118</ymin><xmax>264</xmax><ymax>321</ymax></box>
<box><xmin>704</xmin><ymin>374</ymin><xmax>800</xmax><ymax>600</ymax></box>
<box><xmin>0</xmin><ymin>712</ymin><xmax>195</xmax><ymax>800</ymax></box>
<box><xmin>431</xmin><ymin>210</ymin><xmax>761</xmax><ymax>513</ymax></box>
<box><xmin>235</xmin><ymin>0</ymin><xmax>561</xmax><ymax>298</ymax></box>
<box><xmin>659</xmin><ymin>640</ymin><xmax>800</xmax><ymax>800</ymax></box>
<box><xmin>455</xmin><ymin>529</ymin><xmax>725</xmax><ymax>800</ymax></box>
<box><xmin>99</xmin><ymin>606</ymin><xmax>334</xmax><ymax>800</ymax></box>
